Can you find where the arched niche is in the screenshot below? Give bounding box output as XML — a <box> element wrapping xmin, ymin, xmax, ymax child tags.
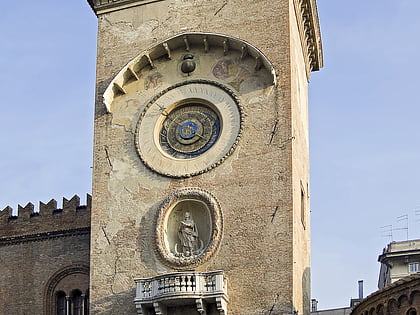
<box><xmin>155</xmin><ymin>188</ymin><xmax>223</xmax><ymax>268</ymax></box>
<box><xmin>165</xmin><ymin>199</ymin><xmax>212</xmax><ymax>256</ymax></box>
<box><xmin>102</xmin><ymin>32</ymin><xmax>276</xmax><ymax>112</ymax></box>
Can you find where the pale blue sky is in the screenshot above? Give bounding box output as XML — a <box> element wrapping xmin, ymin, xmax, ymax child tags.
<box><xmin>1</xmin><ymin>0</ymin><xmax>419</xmax><ymax>310</ymax></box>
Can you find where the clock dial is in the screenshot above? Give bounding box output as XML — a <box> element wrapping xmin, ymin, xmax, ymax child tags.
<box><xmin>135</xmin><ymin>80</ymin><xmax>243</xmax><ymax>178</ymax></box>
<box><xmin>159</xmin><ymin>104</ymin><xmax>220</xmax><ymax>159</ymax></box>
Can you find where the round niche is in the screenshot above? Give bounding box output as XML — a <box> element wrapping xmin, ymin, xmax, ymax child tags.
<box><xmin>135</xmin><ymin>80</ymin><xmax>243</xmax><ymax>178</ymax></box>
<box><xmin>155</xmin><ymin>188</ymin><xmax>223</xmax><ymax>268</ymax></box>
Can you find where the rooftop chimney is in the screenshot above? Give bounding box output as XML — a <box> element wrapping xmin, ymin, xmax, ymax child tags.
<box><xmin>311</xmin><ymin>299</ymin><xmax>318</xmax><ymax>312</ymax></box>
<box><xmin>358</xmin><ymin>280</ymin><xmax>364</xmax><ymax>299</ymax></box>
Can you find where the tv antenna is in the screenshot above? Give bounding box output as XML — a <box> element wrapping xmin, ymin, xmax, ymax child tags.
<box><xmin>415</xmin><ymin>209</ymin><xmax>420</xmax><ymax>222</ymax></box>
<box><xmin>380</xmin><ymin>224</ymin><xmax>393</xmax><ymax>242</ymax></box>
<box><xmin>395</xmin><ymin>214</ymin><xmax>409</xmax><ymax>240</ymax></box>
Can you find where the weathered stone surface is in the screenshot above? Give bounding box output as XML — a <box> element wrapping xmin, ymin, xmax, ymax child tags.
<box><xmin>89</xmin><ymin>0</ymin><xmax>322</xmax><ymax>314</ymax></box>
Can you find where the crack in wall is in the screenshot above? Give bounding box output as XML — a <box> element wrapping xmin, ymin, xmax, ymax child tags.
<box><xmin>268</xmin><ymin>293</ymin><xmax>279</xmax><ymax>315</ymax></box>
<box><xmin>104</xmin><ymin>145</ymin><xmax>113</xmax><ymax>168</ymax></box>
<box><xmin>113</xmin><ymin>123</ymin><xmax>134</xmax><ymax>134</ymax></box>
<box><xmin>110</xmin><ymin>255</ymin><xmax>121</xmax><ymax>295</ymax></box>
<box><xmin>101</xmin><ymin>225</ymin><xmax>111</xmax><ymax>245</ymax></box>
<box><xmin>269</xmin><ymin>118</ymin><xmax>279</xmax><ymax>144</ymax></box>
<box><xmin>214</xmin><ymin>1</ymin><xmax>228</xmax><ymax>16</ymax></box>
<box><xmin>270</xmin><ymin>206</ymin><xmax>279</xmax><ymax>223</ymax></box>
<box><xmin>279</xmin><ymin>136</ymin><xmax>295</xmax><ymax>149</ymax></box>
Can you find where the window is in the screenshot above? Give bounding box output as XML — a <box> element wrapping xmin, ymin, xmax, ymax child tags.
<box><xmin>56</xmin><ymin>291</ymin><xmax>66</xmax><ymax>315</ymax></box>
<box><xmin>72</xmin><ymin>290</ymin><xmax>83</xmax><ymax>315</ymax></box>
<box><xmin>406</xmin><ymin>308</ymin><xmax>417</xmax><ymax>315</ymax></box>
<box><xmin>300</xmin><ymin>184</ymin><xmax>306</xmax><ymax>228</ymax></box>
<box><xmin>55</xmin><ymin>290</ymin><xmax>88</xmax><ymax>315</ymax></box>
<box><xmin>44</xmin><ymin>265</ymin><xmax>89</xmax><ymax>315</ymax></box>
<box><xmin>409</xmin><ymin>262</ymin><xmax>419</xmax><ymax>273</ymax></box>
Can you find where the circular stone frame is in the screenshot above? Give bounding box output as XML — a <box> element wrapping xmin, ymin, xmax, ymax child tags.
<box><xmin>155</xmin><ymin>188</ymin><xmax>223</xmax><ymax>268</ymax></box>
<box><xmin>135</xmin><ymin>79</ymin><xmax>243</xmax><ymax>178</ymax></box>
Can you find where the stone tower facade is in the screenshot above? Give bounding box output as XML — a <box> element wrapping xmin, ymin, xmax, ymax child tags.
<box><xmin>87</xmin><ymin>0</ymin><xmax>322</xmax><ymax>314</ymax></box>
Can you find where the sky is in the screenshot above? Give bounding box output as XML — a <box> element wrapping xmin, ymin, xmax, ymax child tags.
<box><xmin>1</xmin><ymin>0</ymin><xmax>420</xmax><ymax>311</ymax></box>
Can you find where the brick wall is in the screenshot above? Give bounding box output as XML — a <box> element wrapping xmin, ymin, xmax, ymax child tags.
<box><xmin>0</xmin><ymin>195</ymin><xmax>91</xmax><ymax>315</ymax></box>
<box><xmin>351</xmin><ymin>273</ymin><xmax>420</xmax><ymax>315</ymax></box>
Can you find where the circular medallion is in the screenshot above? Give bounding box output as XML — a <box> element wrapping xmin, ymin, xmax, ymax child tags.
<box><xmin>135</xmin><ymin>80</ymin><xmax>243</xmax><ymax>177</ymax></box>
<box><xmin>155</xmin><ymin>188</ymin><xmax>223</xmax><ymax>268</ymax></box>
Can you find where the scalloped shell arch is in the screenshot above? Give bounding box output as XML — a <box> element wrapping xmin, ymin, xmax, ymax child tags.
<box><xmin>102</xmin><ymin>32</ymin><xmax>276</xmax><ymax>111</ymax></box>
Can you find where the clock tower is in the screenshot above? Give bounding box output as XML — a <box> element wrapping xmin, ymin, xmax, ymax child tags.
<box><xmin>87</xmin><ymin>0</ymin><xmax>322</xmax><ymax>314</ymax></box>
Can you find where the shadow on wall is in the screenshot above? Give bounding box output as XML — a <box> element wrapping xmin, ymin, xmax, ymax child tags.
<box><xmin>90</xmin><ymin>287</ymin><xmax>137</xmax><ymax>315</ymax></box>
<box><xmin>303</xmin><ymin>267</ymin><xmax>311</xmax><ymax>315</ymax></box>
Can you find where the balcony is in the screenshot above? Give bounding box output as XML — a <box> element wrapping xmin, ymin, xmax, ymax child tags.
<box><xmin>134</xmin><ymin>270</ymin><xmax>228</xmax><ymax>315</ymax></box>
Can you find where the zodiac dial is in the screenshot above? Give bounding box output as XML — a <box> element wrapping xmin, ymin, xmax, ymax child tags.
<box><xmin>159</xmin><ymin>103</ymin><xmax>220</xmax><ymax>159</ymax></box>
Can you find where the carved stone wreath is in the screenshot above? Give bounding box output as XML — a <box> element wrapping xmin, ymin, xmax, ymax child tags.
<box><xmin>155</xmin><ymin>188</ymin><xmax>223</xmax><ymax>268</ymax></box>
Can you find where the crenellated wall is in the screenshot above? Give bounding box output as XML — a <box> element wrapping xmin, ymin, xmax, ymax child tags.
<box><xmin>0</xmin><ymin>194</ymin><xmax>91</xmax><ymax>242</ymax></box>
<box><xmin>0</xmin><ymin>194</ymin><xmax>91</xmax><ymax>314</ymax></box>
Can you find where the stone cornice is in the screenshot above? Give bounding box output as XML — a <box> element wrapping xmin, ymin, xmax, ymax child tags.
<box><xmin>293</xmin><ymin>0</ymin><xmax>323</xmax><ymax>75</ymax></box>
<box><xmin>87</xmin><ymin>0</ymin><xmax>163</xmax><ymax>15</ymax></box>
<box><xmin>0</xmin><ymin>227</ymin><xmax>90</xmax><ymax>246</ymax></box>
<box><xmin>87</xmin><ymin>0</ymin><xmax>323</xmax><ymax>74</ymax></box>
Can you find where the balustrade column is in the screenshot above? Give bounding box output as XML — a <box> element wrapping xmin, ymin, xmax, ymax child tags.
<box><xmin>66</xmin><ymin>296</ymin><xmax>71</xmax><ymax>315</ymax></box>
<box><xmin>81</xmin><ymin>294</ymin><xmax>86</xmax><ymax>315</ymax></box>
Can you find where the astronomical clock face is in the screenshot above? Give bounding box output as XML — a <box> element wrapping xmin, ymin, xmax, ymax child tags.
<box><xmin>135</xmin><ymin>80</ymin><xmax>243</xmax><ymax>178</ymax></box>
<box><xmin>159</xmin><ymin>102</ymin><xmax>220</xmax><ymax>159</ymax></box>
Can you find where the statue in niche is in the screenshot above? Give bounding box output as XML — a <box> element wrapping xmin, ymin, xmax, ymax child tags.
<box><xmin>177</xmin><ymin>211</ymin><xmax>200</xmax><ymax>257</ymax></box>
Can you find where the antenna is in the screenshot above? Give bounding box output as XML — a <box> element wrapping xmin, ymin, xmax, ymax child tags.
<box><xmin>415</xmin><ymin>209</ymin><xmax>420</xmax><ymax>222</ymax></box>
<box><xmin>380</xmin><ymin>225</ymin><xmax>393</xmax><ymax>242</ymax></box>
<box><xmin>395</xmin><ymin>214</ymin><xmax>409</xmax><ymax>240</ymax></box>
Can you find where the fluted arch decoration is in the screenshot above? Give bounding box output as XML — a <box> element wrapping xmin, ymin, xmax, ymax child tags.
<box><xmin>102</xmin><ymin>32</ymin><xmax>276</xmax><ymax>112</ymax></box>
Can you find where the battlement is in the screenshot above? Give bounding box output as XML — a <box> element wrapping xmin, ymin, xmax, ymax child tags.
<box><xmin>0</xmin><ymin>194</ymin><xmax>91</xmax><ymax>243</ymax></box>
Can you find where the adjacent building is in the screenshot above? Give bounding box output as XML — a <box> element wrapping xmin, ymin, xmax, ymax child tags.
<box><xmin>0</xmin><ymin>195</ymin><xmax>91</xmax><ymax>314</ymax></box>
<box><xmin>378</xmin><ymin>239</ymin><xmax>420</xmax><ymax>289</ymax></box>
<box><xmin>351</xmin><ymin>273</ymin><xmax>420</xmax><ymax>315</ymax></box>
<box><xmin>312</xmin><ymin>241</ymin><xmax>420</xmax><ymax>315</ymax></box>
<box><xmin>310</xmin><ymin>281</ymin><xmax>363</xmax><ymax>315</ymax></box>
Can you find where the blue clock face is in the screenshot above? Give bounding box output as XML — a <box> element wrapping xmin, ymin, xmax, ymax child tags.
<box><xmin>159</xmin><ymin>104</ymin><xmax>220</xmax><ymax>159</ymax></box>
<box><xmin>179</xmin><ymin>121</ymin><xmax>198</xmax><ymax>139</ymax></box>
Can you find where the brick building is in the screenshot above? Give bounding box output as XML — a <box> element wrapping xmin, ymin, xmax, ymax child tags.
<box><xmin>0</xmin><ymin>195</ymin><xmax>91</xmax><ymax>315</ymax></box>
<box><xmin>351</xmin><ymin>273</ymin><xmax>420</xmax><ymax>315</ymax></box>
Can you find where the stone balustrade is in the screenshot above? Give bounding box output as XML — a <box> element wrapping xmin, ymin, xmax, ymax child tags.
<box><xmin>134</xmin><ymin>270</ymin><xmax>228</xmax><ymax>315</ymax></box>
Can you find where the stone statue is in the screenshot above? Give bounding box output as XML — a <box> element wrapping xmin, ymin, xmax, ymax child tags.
<box><xmin>178</xmin><ymin>211</ymin><xmax>199</xmax><ymax>256</ymax></box>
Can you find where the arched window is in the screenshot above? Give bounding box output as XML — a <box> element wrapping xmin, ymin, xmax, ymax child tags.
<box><xmin>71</xmin><ymin>290</ymin><xmax>83</xmax><ymax>315</ymax></box>
<box><xmin>407</xmin><ymin>308</ymin><xmax>417</xmax><ymax>315</ymax></box>
<box><xmin>43</xmin><ymin>264</ymin><xmax>89</xmax><ymax>315</ymax></box>
<box><xmin>56</xmin><ymin>291</ymin><xmax>66</xmax><ymax>315</ymax></box>
<box><xmin>84</xmin><ymin>290</ymin><xmax>89</xmax><ymax>315</ymax></box>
